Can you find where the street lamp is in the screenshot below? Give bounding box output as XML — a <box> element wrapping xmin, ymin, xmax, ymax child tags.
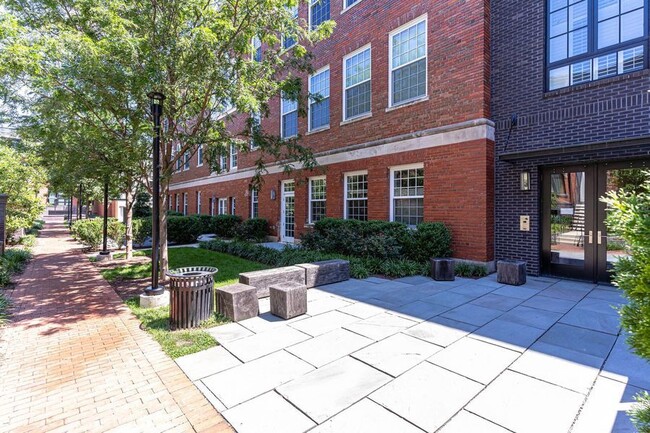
<box><xmin>145</xmin><ymin>91</ymin><xmax>165</xmax><ymax>296</ymax></box>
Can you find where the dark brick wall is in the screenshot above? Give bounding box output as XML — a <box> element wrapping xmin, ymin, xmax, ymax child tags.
<box><xmin>491</xmin><ymin>0</ymin><xmax>650</xmax><ymax>275</ymax></box>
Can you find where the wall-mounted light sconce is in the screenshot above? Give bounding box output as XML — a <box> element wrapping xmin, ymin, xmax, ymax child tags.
<box><xmin>521</xmin><ymin>171</ymin><xmax>531</xmax><ymax>191</ymax></box>
<box><xmin>270</xmin><ymin>188</ymin><xmax>277</xmax><ymax>200</ymax></box>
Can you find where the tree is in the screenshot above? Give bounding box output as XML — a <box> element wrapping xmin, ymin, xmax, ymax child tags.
<box><xmin>1</xmin><ymin>0</ymin><xmax>334</xmax><ymax>276</ymax></box>
<box><xmin>0</xmin><ymin>139</ymin><xmax>46</xmax><ymax>237</ymax></box>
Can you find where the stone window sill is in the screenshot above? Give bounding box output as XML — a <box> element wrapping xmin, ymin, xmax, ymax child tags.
<box><xmin>385</xmin><ymin>96</ymin><xmax>429</xmax><ymax>113</ymax></box>
<box><xmin>340</xmin><ymin>113</ymin><xmax>372</xmax><ymax>126</ymax></box>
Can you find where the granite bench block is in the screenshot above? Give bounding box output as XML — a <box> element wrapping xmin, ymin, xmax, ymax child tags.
<box><xmin>216</xmin><ymin>283</ymin><xmax>259</xmax><ymax>322</ymax></box>
<box><xmin>497</xmin><ymin>260</ymin><xmax>527</xmax><ymax>286</ymax></box>
<box><xmin>270</xmin><ymin>284</ymin><xmax>308</xmax><ymax>319</ymax></box>
<box><xmin>296</xmin><ymin>260</ymin><xmax>350</xmax><ymax>288</ymax></box>
<box><xmin>239</xmin><ymin>266</ymin><xmax>306</xmax><ymax>298</ymax></box>
<box><xmin>431</xmin><ymin>258</ymin><xmax>455</xmax><ymax>281</ymax></box>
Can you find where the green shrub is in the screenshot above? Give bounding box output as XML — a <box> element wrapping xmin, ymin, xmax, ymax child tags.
<box><xmin>71</xmin><ymin>218</ymin><xmax>125</xmax><ymax>250</ymax></box>
<box><xmin>18</xmin><ymin>234</ymin><xmax>37</xmax><ymax>248</ymax></box>
<box><xmin>207</xmin><ymin>215</ymin><xmax>242</xmax><ymax>238</ymax></box>
<box><xmin>133</xmin><ymin>218</ymin><xmax>151</xmax><ymax>244</ymax></box>
<box><xmin>0</xmin><ymin>292</ymin><xmax>10</xmax><ymax>326</ymax></box>
<box><xmin>301</xmin><ymin>218</ymin><xmax>452</xmax><ymax>261</ymax></box>
<box><xmin>0</xmin><ymin>249</ymin><xmax>32</xmax><ymax>287</ymax></box>
<box><xmin>236</xmin><ymin>218</ymin><xmax>269</xmax><ymax>242</ymax></box>
<box><xmin>630</xmin><ymin>391</ymin><xmax>650</xmax><ymax>433</ymax></box>
<box><xmin>409</xmin><ymin>222</ymin><xmax>453</xmax><ymax>262</ymax></box>
<box><xmin>455</xmin><ymin>262</ymin><xmax>488</xmax><ymax>278</ymax></box>
<box><xmin>167</xmin><ymin>210</ymin><xmax>184</xmax><ymax>217</ymax></box>
<box><xmin>167</xmin><ymin>216</ymin><xmax>203</xmax><ymax>244</ymax></box>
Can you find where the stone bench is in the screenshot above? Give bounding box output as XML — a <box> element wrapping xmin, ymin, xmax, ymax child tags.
<box><xmin>431</xmin><ymin>258</ymin><xmax>455</xmax><ymax>281</ymax></box>
<box><xmin>497</xmin><ymin>260</ymin><xmax>527</xmax><ymax>286</ymax></box>
<box><xmin>270</xmin><ymin>284</ymin><xmax>307</xmax><ymax>320</ymax></box>
<box><xmin>296</xmin><ymin>259</ymin><xmax>350</xmax><ymax>288</ymax></box>
<box><xmin>216</xmin><ymin>283</ymin><xmax>259</xmax><ymax>322</ymax></box>
<box><xmin>239</xmin><ymin>266</ymin><xmax>305</xmax><ymax>298</ymax></box>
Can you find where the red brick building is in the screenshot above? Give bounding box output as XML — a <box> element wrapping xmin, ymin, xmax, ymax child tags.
<box><xmin>169</xmin><ymin>0</ymin><xmax>494</xmax><ymax>265</ymax></box>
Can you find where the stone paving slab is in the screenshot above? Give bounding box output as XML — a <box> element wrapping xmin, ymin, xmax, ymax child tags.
<box><xmin>176</xmin><ymin>346</ymin><xmax>242</xmax><ymax>381</ymax></box>
<box><xmin>466</xmin><ymin>370</ymin><xmax>585</xmax><ymax>433</ymax></box>
<box><xmin>286</xmin><ymin>328</ymin><xmax>373</xmax><ymax>368</ymax></box>
<box><xmin>441</xmin><ymin>304</ymin><xmax>503</xmax><ymax>326</ymax></box>
<box><xmin>470</xmin><ymin>319</ymin><xmax>547</xmax><ymax>352</ymax></box>
<box><xmin>403</xmin><ymin>317</ymin><xmax>477</xmax><ymax>347</ymax></box>
<box><xmin>277</xmin><ymin>357</ymin><xmax>391</xmax><ymax>423</ymax></box>
<box><xmin>309</xmin><ymin>398</ymin><xmax>425</xmax><ymax>433</ymax></box>
<box><xmin>438</xmin><ymin>410</ymin><xmax>511</xmax><ymax>433</ymax></box>
<box><xmin>222</xmin><ymin>391</ymin><xmax>315</xmax><ymax>433</ymax></box>
<box><xmin>343</xmin><ymin>312</ymin><xmax>417</xmax><ymax>341</ymax></box>
<box><xmin>222</xmin><ymin>325</ymin><xmax>311</xmax><ymax>362</ymax></box>
<box><xmin>289</xmin><ymin>310</ymin><xmax>359</xmax><ymax>337</ymax></box>
<box><xmin>370</xmin><ymin>362</ymin><xmax>483</xmax><ymax>432</ymax></box>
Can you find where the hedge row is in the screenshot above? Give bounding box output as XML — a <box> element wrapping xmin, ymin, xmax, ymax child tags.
<box><xmin>300</xmin><ymin>218</ymin><xmax>452</xmax><ymax>262</ymax></box>
<box><xmin>133</xmin><ymin>215</ymin><xmax>269</xmax><ymax>245</ymax></box>
<box><xmin>71</xmin><ymin>218</ymin><xmax>125</xmax><ymax>250</ymax></box>
<box><xmin>200</xmin><ymin>240</ymin><xmax>430</xmax><ymax>279</ymax></box>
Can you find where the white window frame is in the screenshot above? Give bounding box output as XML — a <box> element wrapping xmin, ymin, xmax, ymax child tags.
<box><xmin>196</xmin><ymin>191</ymin><xmax>201</xmax><ymax>214</ymax></box>
<box><xmin>218</xmin><ymin>198</ymin><xmax>227</xmax><ymax>215</ymax></box>
<box><xmin>252</xmin><ymin>36</ymin><xmax>262</xmax><ymax>61</ymax></box>
<box><xmin>251</xmin><ymin>189</ymin><xmax>259</xmax><ymax>218</ymax></box>
<box><xmin>280</xmin><ymin>92</ymin><xmax>298</xmax><ymax>139</ymax></box>
<box><xmin>389</xmin><ymin>163</ymin><xmax>424</xmax><ymax>226</ymax></box>
<box><xmin>175</xmin><ymin>144</ymin><xmax>182</xmax><ymax>172</ymax></box>
<box><xmin>183</xmin><ymin>150</ymin><xmax>191</xmax><ymax>171</ymax></box>
<box><xmin>308</xmin><ymin>176</ymin><xmax>327</xmax><ymax>224</ymax></box>
<box><xmin>183</xmin><ymin>193</ymin><xmax>188</xmax><ymax>216</ymax></box>
<box><xmin>210</xmin><ymin>197</ymin><xmax>215</xmax><ymax>216</ymax></box>
<box><xmin>282</xmin><ymin>6</ymin><xmax>299</xmax><ymax>51</ymax></box>
<box><xmin>309</xmin><ymin>0</ymin><xmax>329</xmax><ymax>29</ymax></box>
<box><xmin>342</xmin><ymin>0</ymin><xmax>363</xmax><ymax>13</ymax></box>
<box><xmin>388</xmin><ymin>15</ymin><xmax>428</xmax><ymax>108</ymax></box>
<box><xmin>343</xmin><ymin>170</ymin><xmax>368</xmax><ymax>220</ymax></box>
<box><xmin>231</xmin><ymin>197</ymin><xmax>236</xmax><ymax>215</ymax></box>
<box><xmin>230</xmin><ymin>143</ymin><xmax>238</xmax><ymax>170</ymax></box>
<box><xmin>250</xmin><ymin>112</ymin><xmax>261</xmax><ymax>150</ymax></box>
<box><xmin>220</xmin><ymin>152</ymin><xmax>228</xmax><ymax>172</ymax></box>
<box><xmin>175</xmin><ymin>194</ymin><xmax>179</xmax><ymax>213</ymax></box>
<box><xmin>308</xmin><ymin>65</ymin><xmax>331</xmax><ymax>132</ymax></box>
<box><xmin>197</xmin><ymin>145</ymin><xmax>204</xmax><ymax>167</ymax></box>
<box><xmin>343</xmin><ymin>44</ymin><xmax>372</xmax><ymax>121</ymax></box>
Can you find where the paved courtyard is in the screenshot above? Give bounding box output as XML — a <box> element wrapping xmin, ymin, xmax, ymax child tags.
<box><xmin>178</xmin><ymin>274</ymin><xmax>650</xmax><ymax>433</ymax></box>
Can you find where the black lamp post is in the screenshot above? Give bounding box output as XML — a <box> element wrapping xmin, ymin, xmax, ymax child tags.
<box><xmin>99</xmin><ymin>180</ymin><xmax>111</xmax><ymax>258</ymax></box>
<box><xmin>145</xmin><ymin>91</ymin><xmax>165</xmax><ymax>296</ymax></box>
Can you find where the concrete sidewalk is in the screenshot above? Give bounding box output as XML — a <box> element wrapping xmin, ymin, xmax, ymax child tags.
<box><xmin>0</xmin><ymin>217</ymin><xmax>232</xmax><ymax>433</ymax></box>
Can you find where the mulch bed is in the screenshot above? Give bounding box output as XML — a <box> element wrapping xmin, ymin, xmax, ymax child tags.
<box><xmin>92</xmin><ymin>255</ymin><xmax>151</xmax><ymax>301</ymax></box>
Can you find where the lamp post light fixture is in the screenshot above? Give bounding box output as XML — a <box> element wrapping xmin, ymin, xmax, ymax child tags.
<box><xmin>145</xmin><ymin>91</ymin><xmax>166</xmax><ymax>296</ymax></box>
<box><xmin>98</xmin><ymin>180</ymin><xmax>111</xmax><ymax>260</ymax></box>
<box><xmin>520</xmin><ymin>171</ymin><xmax>531</xmax><ymax>191</ymax></box>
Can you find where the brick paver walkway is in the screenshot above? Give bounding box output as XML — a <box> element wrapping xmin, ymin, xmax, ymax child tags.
<box><xmin>0</xmin><ymin>217</ymin><xmax>233</xmax><ymax>433</ymax></box>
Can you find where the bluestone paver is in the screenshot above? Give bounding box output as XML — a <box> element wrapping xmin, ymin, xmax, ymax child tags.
<box><xmin>289</xmin><ymin>310</ymin><xmax>359</xmax><ymax>337</ymax></box>
<box><xmin>602</xmin><ymin>334</ymin><xmax>650</xmax><ymax>390</ymax></box>
<box><xmin>498</xmin><ymin>305</ymin><xmax>563</xmax><ymax>330</ymax></box>
<box><xmin>286</xmin><ymin>328</ymin><xmax>373</xmax><ymax>368</ymax></box>
<box><xmin>343</xmin><ymin>312</ymin><xmax>417</xmax><ymax>341</ymax></box>
<box><xmin>222</xmin><ymin>325</ymin><xmax>310</xmax><ymax>362</ymax></box>
<box><xmin>440</xmin><ymin>304</ymin><xmax>502</xmax><ymax>326</ymax></box>
<box><xmin>403</xmin><ymin>317</ymin><xmax>477</xmax><ymax>347</ymax></box>
<box><xmin>539</xmin><ymin>323</ymin><xmax>617</xmax><ymax>359</ymax></box>
<box><xmin>521</xmin><ymin>294</ymin><xmax>576</xmax><ymax>313</ymax></box>
<box><xmin>438</xmin><ymin>410</ymin><xmax>511</xmax><ymax>433</ymax></box>
<box><xmin>176</xmin><ymin>346</ymin><xmax>242</xmax><ymax>381</ymax></box>
<box><xmin>471</xmin><ymin>319</ymin><xmax>547</xmax><ymax>352</ymax></box>
<box><xmin>206</xmin><ymin>322</ymin><xmax>254</xmax><ymax>344</ymax></box>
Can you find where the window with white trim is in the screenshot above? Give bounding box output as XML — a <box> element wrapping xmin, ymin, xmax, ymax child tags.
<box><xmin>344</xmin><ymin>172</ymin><xmax>368</xmax><ymax>221</ymax></box>
<box><xmin>344</xmin><ymin>46</ymin><xmax>371</xmax><ymax>120</ymax></box>
<box><xmin>196</xmin><ymin>191</ymin><xmax>201</xmax><ymax>214</ymax></box>
<box><xmin>390</xmin><ymin>165</ymin><xmax>424</xmax><ymax>226</ymax></box>
<box><xmin>309</xmin><ymin>177</ymin><xmax>327</xmax><ymax>223</ymax></box>
<box><xmin>251</xmin><ymin>189</ymin><xmax>259</xmax><ymax>218</ymax></box>
<box><xmin>231</xmin><ymin>197</ymin><xmax>236</xmax><ymax>215</ymax></box>
<box><xmin>252</xmin><ymin>36</ymin><xmax>262</xmax><ymax>62</ymax></box>
<box><xmin>344</xmin><ymin>0</ymin><xmax>361</xmax><ymax>9</ymax></box>
<box><xmin>250</xmin><ymin>112</ymin><xmax>261</xmax><ymax>150</ymax></box>
<box><xmin>283</xmin><ymin>6</ymin><xmax>298</xmax><ymax>50</ymax></box>
<box><xmin>183</xmin><ymin>150</ymin><xmax>191</xmax><ymax>170</ymax></box>
<box><xmin>175</xmin><ymin>194</ymin><xmax>179</xmax><ymax>213</ymax></box>
<box><xmin>230</xmin><ymin>144</ymin><xmax>238</xmax><ymax>170</ymax></box>
<box><xmin>210</xmin><ymin>197</ymin><xmax>215</xmax><ymax>216</ymax></box>
<box><xmin>390</xmin><ymin>17</ymin><xmax>427</xmax><ymax>106</ymax></box>
<box><xmin>220</xmin><ymin>151</ymin><xmax>228</xmax><ymax>172</ymax></box>
<box><xmin>197</xmin><ymin>145</ymin><xmax>204</xmax><ymax>166</ymax></box>
<box><xmin>175</xmin><ymin>144</ymin><xmax>182</xmax><ymax>171</ymax></box>
<box><xmin>309</xmin><ymin>67</ymin><xmax>330</xmax><ymax>131</ymax></box>
<box><xmin>168</xmin><ymin>195</ymin><xmax>172</xmax><ymax>210</ymax></box>
<box><xmin>310</xmin><ymin>0</ymin><xmax>330</xmax><ymax>29</ymax></box>
<box><xmin>218</xmin><ymin>198</ymin><xmax>227</xmax><ymax>215</ymax></box>
<box><xmin>281</xmin><ymin>92</ymin><xmax>298</xmax><ymax>138</ymax></box>
<box><xmin>183</xmin><ymin>193</ymin><xmax>188</xmax><ymax>216</ymax></box>
<box><xmin>547</xmin><ymin>0</ymin><xmax>647</xmax><ymax>90</ymax></box>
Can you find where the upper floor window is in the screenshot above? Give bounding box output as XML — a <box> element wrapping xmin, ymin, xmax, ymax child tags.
<box><xmin>310</xmin><ymin>0</ymin><xmax>330</xmax><ymax>29</ymax></box>
<box><xmin>283</xmin><ymin>6</ymin><xmax>299</xmax><ymax>50</ymax></box>
<box><xmin>252</xmin><ymin>36</ymin><xmax>262</xmax><ymax>62</ymax></box>
<box><xmin>230</xmin><ymin>144</ymin><xmax>238</xmax><ymax>170</ymax></box>
<box><xmin>547</xmin><ymin>0</ymin><xmax>646</xmax><ymax>90</ymax></box>
<box><xmin>197</xmin><ymin>145</ymin><xmax>204</xmax><ymax>167</ymax></box>
<box><xmin>220</xmin><ymin>151</ymin><xmax>228</xmax><ymax>172</ymax></box>
<box><xmin>175</xmin><ymin>144</ymin><xmax>182</xmax><ymax>171</ymax></box>
<box><xmin>390</xmin><ymin>164</ymin><xmax>424</xmax><ymax>227</ymax></box>
<box><xmin>344</xmin><ymin>46</ymin><xmax>371</xmax><ymax>120</ymax></box>
<box><xmin>309</xmin><ymin>67</ymin><xmax>330</xmax><ymax>131</ymax></box>
<box><xmin>281</xmin><ymin>92</ymin><xmax>298</xmax><ymax>138</ymax></box>
<box><xmin>344</xmin><ymin>171</ymin><xmax>368</xmax><ymax>221</ymax></box>
<box><xmin>218</xmin><ymin>198</ymin><xmax>227</xmax><ymax>215</ymax></box>
<box><xmin>183</xmin><ymin>151</ymin><xmax>191</xmax><ymax>171</ymax></box>
<box><xmin>309</xmin><ymin>176</ymin><xmax>327</xmax><ymax>224</ymax></box>
<box><xmin>344</xmin><ymin>0</ymin><xmax>361</xmax><ymax>9</ymax></box>
<box><xmin>389</xmin><ymin>17</ymin><xmax>427</xmax><ymax>106</ymax></box>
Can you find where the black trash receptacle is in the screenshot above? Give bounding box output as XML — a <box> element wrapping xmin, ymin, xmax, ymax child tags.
<box><xmin>166</xmin><ymin>266</ymin><xmax>218</xmax><ymax>330</ymax></box>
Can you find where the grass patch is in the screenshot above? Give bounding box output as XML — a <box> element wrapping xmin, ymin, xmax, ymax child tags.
<box><xmin>101</xmin><ymin>247</ymin><xmax>268</xmax><ymax>287</ymax></box>
<box><xmin>125</xmin><ymin>297</ymin><xmax>225</xmax><ymax>359</ymax></box>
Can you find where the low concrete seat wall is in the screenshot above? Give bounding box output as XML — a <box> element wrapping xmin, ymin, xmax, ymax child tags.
<box><xmin>239</xmin><ymin>266</ymin><xmax>305</xmax><ymax>298</ymax></box>
<box><xmin>296</xmin><ymin>259</ymin><xmax>350</xmax><ymax>288</ymax></box>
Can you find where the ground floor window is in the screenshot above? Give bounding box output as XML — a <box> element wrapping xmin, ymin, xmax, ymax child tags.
<box><xmin>175</xmin><ymin>194</ymin><xmax>179</xmax><ymax>213</ymax></box>
<box><xmin>251</xmin><ymin>189</ymin><xmax>259</xmax><ymax>218</ymax></box>
<box><xmin>231</xmin><ymin>197</ymin><xmax>236</xmax><ymax>215</ymax></box>
<box><xmin>218</xmin><ymin>198</ymin><xmax>227</xmax><ymax>215</ymax></box>
<box><xmin>309</xmin><ymin>176</ymin><xmax>327</xmax><ymax>223</ymax></box>
<box><xmin>390</xmin><ymin>164</ymin><xmax>424</xmax><ymax>226</ymax></box>
<box><xmin>210</xmin><ymin>197</ymin><xmax>215</xmax><ymax>216</ymax></box>
<box><xmin>183</xmin><ymin>193</ymin><xmax>188</xmax><ymax>216</ymax></box>
<box><xmin>196</xmin><ymin>191</ymin><xmax>201</xmax><ymax>214</ymax></box>
<box><xmin>344</xmin><ymin>171</ymin><xmax>368</xmax><ymax>221</ymax></box>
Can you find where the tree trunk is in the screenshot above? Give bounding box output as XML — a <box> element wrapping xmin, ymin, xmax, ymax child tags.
<box><xmin>124</xmin><ymin>184</ymin><xmax>135</xmax><ymax>260</ymax></box>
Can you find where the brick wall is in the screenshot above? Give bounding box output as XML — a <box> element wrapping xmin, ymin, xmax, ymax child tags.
<box><xmin>172</xmin><ymin>138</ymin><xmax>495</xmax><ymax>262</ymax></box>
<box><xmin>491</xmin><ymin>0</ymin><xmax>650</xmax><ymax>275</ymax></box>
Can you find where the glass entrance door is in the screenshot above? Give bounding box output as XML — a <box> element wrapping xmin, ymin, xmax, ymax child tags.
<box><xmin>543</xmin><ymin>161</ymin><xmax>649</xmax><ymax>282</ymax></box>
<box><xmin>281</xmin><ymin>180</ymin><xmax>295</xmax><ymax>243</ymax></box>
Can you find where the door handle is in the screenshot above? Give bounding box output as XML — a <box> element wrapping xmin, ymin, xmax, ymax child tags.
<box><xmin>597</xmin><ymin>231</ymin><xmax>602</xmax><ymax>245</ymax></box>
<box><xmin>588</xmin><ymin>231</ymin><xmax>593</xmax><ymax>244</ymax></box>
